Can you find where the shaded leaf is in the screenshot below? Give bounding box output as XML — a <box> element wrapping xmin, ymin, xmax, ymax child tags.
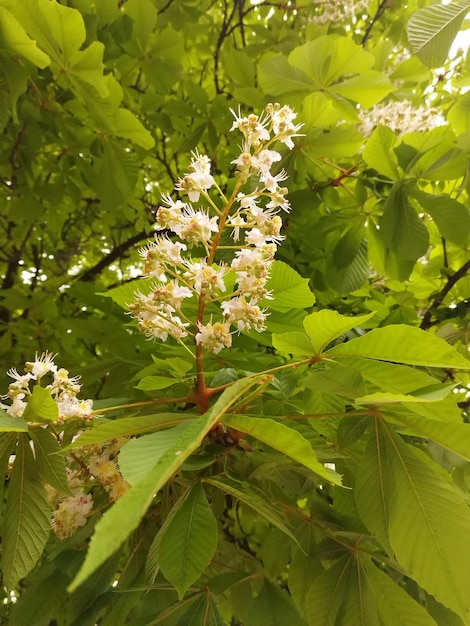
<box><xmin>159</xmin><ymin>482</ymin><xmax>218</xmax><ymax>599</ymax></box>
<box><xmin>3</xmin><ymin>434</ymin><xmax>51</xmax><ymax>588</ymax></box>
<box><xmin>221</xmin><ymin>414</ymin><xmax>342</xmax><ymax>485</ymax></box>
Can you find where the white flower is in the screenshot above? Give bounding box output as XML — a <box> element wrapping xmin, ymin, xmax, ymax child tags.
<box><xmin>221</xmin><ymin>296</ymin><xmax>267</xmax><ymax>332</ymax></box>
<box><xmin>25</xmin><ymin>351</ymin><xmax>57</xmax><ymax>378</ymax></box>
<box><xmin>1</xmin><ymin>394</ymin><xmax>27</xmax><ymax>417</ymax></box>
<box><xmin>255</xmin><ymin>149</ymin><xmax>282</xmax><ymax>174</ymax></box>
<box><xmin>358</xmin><ymin>100</ymin><xmax>447</xmax><ymax>137</ymax></box>
<box><xmin>52</xmin><ymin>493</ymin><xmax>93</xmax><ymax>538</ymax></box>
<box><xmin>268</xmin><ymin>104</ymin><xmax>303</xmax><ymax>149</ymax></box>
<box><xmin>185</xmin><ymin>262</ymin><xmax>227</xmax><ymax>295</ymax></box>
<box><xmin>230</xmin><ymin>109</ymin><xmax>270</xmax><ymax>148</ymax></box>
<box><xmin>176</xmin><ymin>152</ymin><xmax>215</xmax><ymax>202</ymax></box>
<box><xmin>261</xmin><ymin>169</ymin><xmax>288</xmax><ymax>193</ymax></box>
<box><xmin>195</xmin><ymin>321</ymin><xmax>232</xmax><ymax>354</ymax></box>
<box><xmin>176</xmin><ymin>207</ymin><xmax>219</xmax><ymax>245</ymax></box>
<box><xmin>155</xmin><ymin>194</ymin><xmax>186</xmax><ymax>231</ymax></box>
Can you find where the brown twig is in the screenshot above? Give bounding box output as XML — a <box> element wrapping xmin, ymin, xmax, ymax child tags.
<box><xmin>420</xmin><ymin>259</ymin><xmax>470</xmax><ymax>329</ymax></box>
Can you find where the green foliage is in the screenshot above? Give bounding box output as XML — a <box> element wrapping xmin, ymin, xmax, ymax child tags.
<box><xmin>0</xmin><ymin>1</ymin><xmax>469</xmax><ymax>625</ymax></box>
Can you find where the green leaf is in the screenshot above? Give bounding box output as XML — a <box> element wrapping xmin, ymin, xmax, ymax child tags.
<box><xmin>304</xmin><ymin>366</ymin><xmax>367</xmax><ymax>399</ymax></box>
<box><xmin>378</xmin><ymin>182</ymin><xmax>429</xmax><ymax>262</ymax></box>
<box><xmin>305</xmin><ymin>556</ymin><xmax>354</xmax><ymax>625</ymax></box>
<box><xmin>63</xmin><ymin>413</ymin><xmax>193</xmax><ymax>450</ymax></box>
<box><xmin>384</xmin><ymin>424</ymin><xmax>470</xmax><ymax>620</ymax></box>
<box><xmin>112</xmin><ymin>109</ymin><xmax>155</xmax><ymax>149</ymax></box>
<box><xmin>176</xmin><ymin>591</ymin><xmax>225</xmax><ymax>625</ymax></box>
<box><xmin>329</xmin><ymin>324</ymin><xmax>470</xmax><ymax>369</ymax></box>
<box><xmin>0</xmin><ymin>7</ymin><xmax>50</xmax><ymax>67</ymax></box>
<box><xmin>68</xmin><ymin>376</ymin><xmax>263</xmax><ymax>591</ymax></box>
<box><xmin>158</xmin><ymin>481</ymin><xmax>218</xmax><ymax>599</ymax></box>
<box><xmin>413</xmin><ymin>193</ymin><xmax>470</xmax><ymax>247</ymax></box>
<box><xmin>3</xmin><ymin>434</ymin><xmax>51</xmax><ymax>588</ymax></box>
<box><xmin>354</xmin><ymin>390</ymin><xmax>454</xmax><ymax>405</ymax></box>
<box><xmin>135</xmin><ymin>375</ymin><xmax>181</xmax><ymax>391</ymax></box>
<box><xmin>119</xmin><ymin>421</ymin><xmax>194</xmax><ymax>484</ymax></box>
<box><xmin>223</xmin><ymin>48</ymin><xmax>255</xmax><ymax>86</ymax></box>
<box><xmin>265</xmin><ymin>261</ymin><xmax>315</xmax><ymax>312</ymax></box>
<box><xmin>204</xmin><ymin>477</ymin><xmax>301</xmax><ymax>549</ymax></box>
<box><xmin>221</xmin><ymin>414</ymin><xmax>342</xmax><ymax>485</ymax></box>
<box><xmin>68</xmin><ymin>41</ymin><xmax>108</xmax><ymax>97</ymax></box>
<box><xmin>271</xmin><ymin>332</ymin><xmax>314</xmax><ymax>356</ymax></box>
<box><xmin>329</xmin><ymin>71</ymin><xmax>392</xmax><ymax>107</ymax></box>
<box><xmin>365</xmin><ymin>560</ymin><xmax>438</xmax><ymax>626</ymax></box>
<box><xmin>289</xmin><ymin>37</ymin><xmax>374</xmax><ymax>87</ymax></box>
<box><xmin>22</xmin><ymin>386</ymin><xmax>59</xmax><ymax>423</ymax></box>
<box><xmin>390</xmin><ymin>412</ymin><xmax>470</xmax><ymax>461</ymax></box>
<box><xmin>362</xmin><ymin>125</ymin><xmax>400</xmax><ymax>179</ymax></box>
<box><xmin>258</xmin><ymin>55</ymin><xmax>314</xmax><ymax>95</ymax></box>
<box><xmin>246</xmin><ymin>580</ymin><xmax>306</xmax><ymax>626</ymax></box>
<box><xmin>355</xmin><ymin>419</ymin><xmax>392</xmax><ymax>552</ymax></box>
<box><xmin>0</xmin><ymin>412</ymin><xmax>28</xmax><ymax>432</ymax></box>
<box><xmin>305</xmin><ymin>127</ymin><xmax>364</xmax><ymax>158</ymax></box>
<box><xmin>407</xmin><ymin>1</ymin><xmax>470</xmax><ymax>67</ymax></box>
<box><xmin>303</xmin><ymin>309</ymin><xmax>375</xmax><ymax>353</ymax></box>
<box><xmin>29</xmin><ymin>427</ymin><xmax>70</xmax><ymax>493</ymax></box>
<box><xmin>13</xmin><ymin>0</ymin><xmax>86</xmax><ymax>65</ymax></box>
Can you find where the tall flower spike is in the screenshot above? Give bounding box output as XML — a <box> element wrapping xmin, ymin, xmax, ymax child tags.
<box><xmin>130</xmin><ymin>104</ymin><xmax>301</xmax><ymax>354</ymax></box>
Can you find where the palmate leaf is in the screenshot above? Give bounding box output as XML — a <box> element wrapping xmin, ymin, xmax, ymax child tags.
<box><xmin>305</xmin><ymin>553</ymin><xmax>437</xmax><ymax>626</ymax></box>
<box><xmin>383</xmin><ymin>423</ymin><xmax>470</xmax><ymax>620</ymax></box>
<box><xmin>0</xmin><ymin>412</ymin><xmax>28</xmax><ymax>432</ymax></box>
<box><xmin>221</xmin><ymin>414</ymin><xmax>342</xmax><ymax>485</ymax></box>
<box><xmin>328</xmin><ymin>324</ymin><xmax>470</xmax><ymax>368</ymax></box>
<box><xmin>68</xmin><ymin>377</ymin><xmax>263</xmax><ymax>591</ymax></box>
<box><xmin>407</xmin><ymin>1</ymin><xmax>470</xmax><ymax>67</ymax></box>
<box><xmin>158</xmin><ymin>481</ymin><xmax>218</xmax><ymax>599</ymax></box>
<box><xmin>2</xmin><ymin>434</ymin><xmax>51</xmax><ymax>589</ymax></box>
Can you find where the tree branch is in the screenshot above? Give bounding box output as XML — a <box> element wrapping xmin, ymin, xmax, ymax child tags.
<box><xmin>361</xmin><ymin>0</ymin><xmax>388</xmax><ymax>46</ymax></box>
<box><xmin>420</xmin><ymin>259</ymin><xmax>470</xmax><ymax>329</ymax></box>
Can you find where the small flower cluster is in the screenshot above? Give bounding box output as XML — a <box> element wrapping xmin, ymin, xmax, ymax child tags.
<box><xmin>312</xmin><ymin>0</ymin><xmax>369</xmax><ymax>25</ymax></box>
<box><xmin>48</xmin><ymin>469</ymin><xmax>94</xmax><ymax>539</ymax></box>
<box><xmin>1</xmin><ymin>352</ymin><xmax>93</xmax><ymax>421</ymax></box>
<box><xmin>47</xmin><ymin>439</ymin><xmax>130</xmax><ymax>538</ymax></box>
<box><xmin>359</xmin><ymin>100</ymin><xmax>447</xmax><ymax>137</ymax></box>
<box><xmin>87</xmin><ymin>438</ymin><xmax>131</xmax><ymax>502</ymax></box>
<box><xmin>129</xmin><ymin>104</ymin><xmax>302</xmax><ymax>354</ymax></box>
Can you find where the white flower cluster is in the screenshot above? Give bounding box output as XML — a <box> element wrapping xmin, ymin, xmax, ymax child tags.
<box><xmin>129</xmin><ymin>104</ymin><xmax>302</xmax><ymax>354</ymax></box>
<box><xmin>1</xmin><ymin>351</ymin><xmax>93</xmax><ymax>420</ymax></box>
<box><xmin>313</xmin><ymin>0</ymin><xmax>369</xmax><ymax>25</ymax></box>
<box><xmin>47</xmin><ymin>438</ymin><xmax>130</xmax><ymax>538</ymax></box>
<box><xmin>49</xmin><ymin>469</ymin><xmax>93</xmax><ymax>539</ymax></box>
<box><xmin>359</xmin><ymin>100</ymin><xmax>447</xmax><ymax>137</ymax></box>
